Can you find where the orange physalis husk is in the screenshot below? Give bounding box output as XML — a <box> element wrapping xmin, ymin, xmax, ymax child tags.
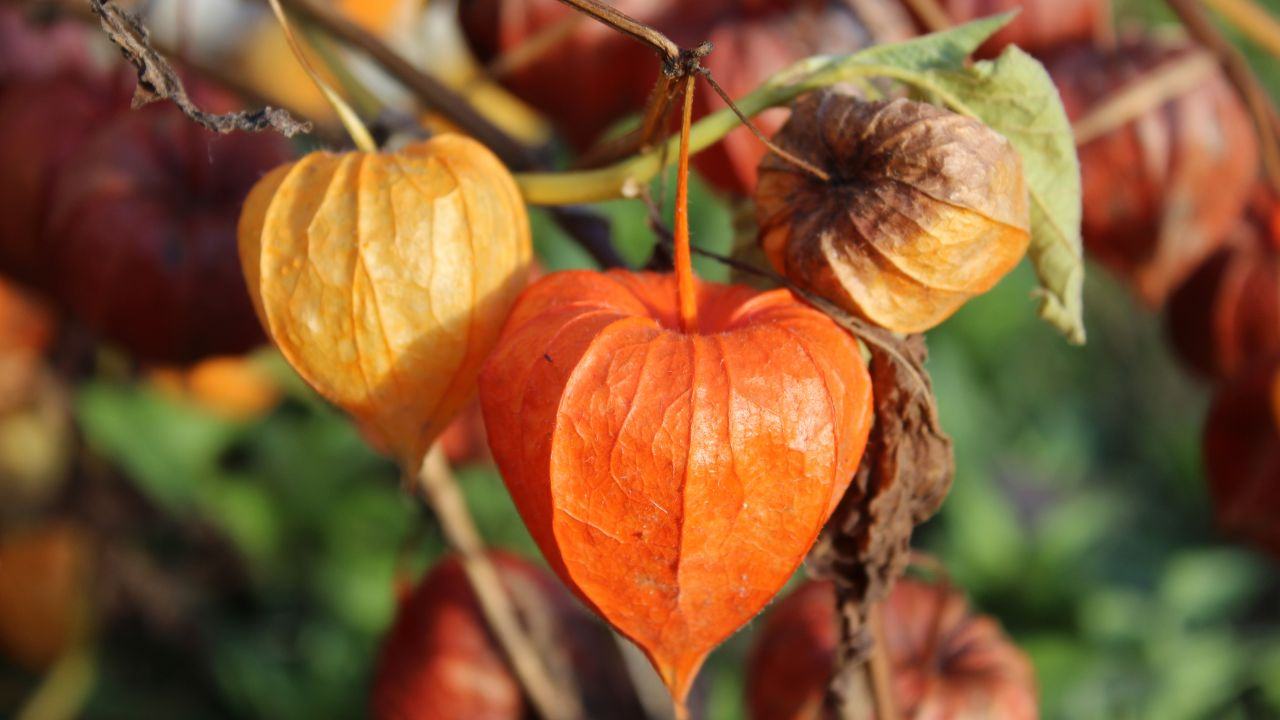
<box><xmin>478</xmin><ymin>270</ymin><xmax>874</xmax><ymax>704</ymax></box>
<box><xmin>481</xmin><ymin>74</ymin><xmax>874</xmax><ymax>710</ymax></box>
<box><xmin>238</xmin><ymin>134</ymin><xmax>532</xmax><ymax>468</ymax></box>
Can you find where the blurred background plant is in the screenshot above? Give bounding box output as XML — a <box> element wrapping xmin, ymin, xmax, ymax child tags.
<box><xmin>0</xmin><ymin>0</ymin><xmax>1278</xmax><ymax>718</ymax></box>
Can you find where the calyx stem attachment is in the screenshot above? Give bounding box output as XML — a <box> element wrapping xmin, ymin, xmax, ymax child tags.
<box><xmin>673</xmin><ymin>75</ymin><xmax>699</xmax><ymax>333</ymax></box>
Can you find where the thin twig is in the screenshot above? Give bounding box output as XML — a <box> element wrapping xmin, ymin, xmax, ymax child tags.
<box><xmin>413</xmin><ymin>444</ymin><xmax>584</xmax><ymax>720</ymax></box>
<box><xmin>577</xmin><ymin>43</ymin><xmax>710</xmax><ymax>169</ymax></box>
<box><xmin>15</xmin><ymin>647</ymin><xmax>96</xmax><ymax>720</ymax></box>
<box><xmin>558</xmin><ymin>0</ymin><xmax>714</xmax><ymax>168</ymax></box>
<box><xmin>1071</xmin><ymin>49</ymin><xmax>1219</xmax><ymax>144</ymax></box>
<box><xmin>868</xmin><ymin>605</ymin><xmax>899</xmax><ymax>720</ymax></box>
<box><xmin>1202</xmin><ymin>0</ymin><xmax>1280</xmax><ymax>61</ymax></box>
<box><xmin>264</xmin><ymin>0</ymin><xmax>375</xmax><ymax>151</ymax></box>
<box><xmin>266</xmin><ymin>0</ymin><xmax>536</xmax><ymax>167</ymax></box>
<box><xmin>897</xmin><ymin>0</ymin><xmax>951</xmax><ymax>33</ymax></box>
<box><xmin>572</xmin><ymin>73</ymin><xmax>678</xmax><ymax>169</ymax></box>
<box><xmin>1095</xmin><ymin>0</ymin><xmax>1117</xmax><ymax>50</ymax></box>
<box><xmin>15</xmin><ymin>0</ymin><xmax>342</xmax><ymax>142</ymax></box>
<box><xmin>1165</xmin><ymin>0</ymin><xmax>1280</xmax><ymax>195</ymax></box>
<box><xmin>552</xmin><ymin>0</ymin><xmax>679</xmax><ymax>65</ymax></box>
<box><xmin>699</xmin><ymin>69</ymin><xmax>831</xmax><ymax>182</ymax></box>
<box><xmin>488</xmin><ymin>12</ymin><xmax>585</xmax><ymax>78</ymax></box>
<box><xmin>847</xmin><ymin>0</ymin><xmax>920</xmax><ymax>42</ymax></box>
<box><xmin>254</xmin><ymin>0</ymin><xmax>629</xmax><ymax>267</ymax></box>
<box><xmin>87</xmin><ymin>0</ymin><xmax>310</xmax><ymax>136</ymax></box>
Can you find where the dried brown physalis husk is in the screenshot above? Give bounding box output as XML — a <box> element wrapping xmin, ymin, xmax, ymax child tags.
<box><xmin>756</xmin><ymin>92</ymin><xmax>1031</xmax><ymax>333</ymax></box>
<box><xmin>808</xmin><ymin>332</ymin><xmax>953</xmax><ymax>684</ymax></box>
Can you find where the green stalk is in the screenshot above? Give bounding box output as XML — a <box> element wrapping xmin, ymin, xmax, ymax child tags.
<box><xmin>514</xmin><ymin>58</ymin><xmax>967</xmax><ymax>205</ymax></box>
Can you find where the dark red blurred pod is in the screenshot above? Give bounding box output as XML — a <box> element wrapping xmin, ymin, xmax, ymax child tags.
<box><xmin>459</xmin><ymin>0</ymin><xmax>677</xmax><ymax>151</ymax></box>
<box><xmin>691</xmin><ymin>3</ymin><xmax>881</xmax><ymax>195</ymax></box>
<box><xmin>1167</xmin><ymin>191</ymin><xmax>1280</xmax><ymax>380</ymax></box>
<box><xmin>929</xmin><ymin>0</ymin><xmax>1103</xmax><ymax>57</ymax></box>
<box><xmin>0</xmin><ymin>75</ymin><xmax>117</xmax><ymax>287</ymax></box>
<box><xmin>1172</xmin><ymin>190</ymin><xmax>1280</xmax><ymax>381</ymax></box>
<box><xmin>746</xmin><ymin>578</ymin><xmax>1038</xmax><ymax>720</ymax></box>
<box><xmin>1046</xmin><ymin>37</ymin><xmax>1258</xmax><ymax>306</ymax></box>
<box><xmin>881</xmin><ymin>579</ymin><xmax>1037</xmax><ymax>719</ymax></box>
<box><xmin>458</xmin><ymin>0</ymin><xmax>909</xmax><ymax>195</ymax></box>
<box><xmin>371</xmin><ymin>552</ymin><xmax>645</xmax><ymax>720</ymax></box>
<box><xmin>0</xmin><ymin>5</ymin><xmax>94</xmax><ymax>84</ymax></box>
<box><xmin>43</xmin><ymin>87</ymin><xmax>293</xmax><ymax>364</ymax></box>
<box><xmin>746</xmin><ymin>580</ymin><xmax>838</xmax><ymax>720</ymax></box>
<box><xmin>1203</xmin><ymin>361</ymin><xmax>1280</xmax><ymax>559</ymax></box>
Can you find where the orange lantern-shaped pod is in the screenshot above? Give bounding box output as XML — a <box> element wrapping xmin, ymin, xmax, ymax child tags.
<box><xmin>480</xmin><ymin>81</ymin><xmax>874</xmax><ymax>708</ymax></box>
<box><xmin>239</xmin><ymin>134</ymin><xmax>532</xmax><ymax>468</ymax></box>
<box><xmin>479</xmin><ymin>270</ymin><xmax>873</xmax><ymax>704</ymax></box>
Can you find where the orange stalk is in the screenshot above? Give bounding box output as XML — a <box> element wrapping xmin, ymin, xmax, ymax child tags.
<box><xmin>674</xmin><ymin>74</ymin><xmax>698</xmax><ymax>333</ymax></box>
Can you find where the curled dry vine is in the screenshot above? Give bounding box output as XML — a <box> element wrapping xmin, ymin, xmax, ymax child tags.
<box><xmin>87</xmin><ymin>0</ymin><xmax>309</xmax><ymax>137</ymax></box>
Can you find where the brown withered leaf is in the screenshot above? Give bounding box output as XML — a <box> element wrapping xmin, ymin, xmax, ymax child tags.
<box><xmin>808</xmin><ymin>332</ymin><xmax>953</xmax><ymax>705</ymax></box>
<box><xmin>88</xmin><ymin>0</ymin><xmax>309</xmax><ymax>137</ymax></box>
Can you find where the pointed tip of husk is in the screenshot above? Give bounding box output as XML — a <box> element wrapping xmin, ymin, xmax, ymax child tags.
<box><xmin>650</xmin><ymin>648</ymin><xmax>709</xmax><ymax>711</ymax></box>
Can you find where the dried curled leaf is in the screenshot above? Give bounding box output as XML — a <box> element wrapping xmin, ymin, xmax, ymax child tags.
<box><xmin>238</xmin><ymin>134</ymin><xmax>532</xmax><ymax>467</ymax></box>
<box><xmin>809</xmin><ymin>334</ymin><xmax>953</xmax><ymax>696</ymax></box>
<box><xmin>478</xmin><ymin>270</ymin><xmax>874</xmax><ymax>705</ymax></box>
<box><xmin>756</xmin><ymin>93</ymin><xmax>1030</xmax><ymax>334</ymax></box>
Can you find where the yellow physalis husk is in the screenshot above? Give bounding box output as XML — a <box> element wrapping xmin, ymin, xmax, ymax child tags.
<box><xmin>239</xmin><ymin>134</ymin><xmax>532</xmax><ymax>468</ymax></box>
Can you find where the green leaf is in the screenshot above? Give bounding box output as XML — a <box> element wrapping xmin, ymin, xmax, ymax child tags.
<box><xmin>840</xmin><ymin>12</ymin><xmax>1016</xmax><ymax>70</ymax></box>
<box><xmin>938</xmin><ymin>49</ymin><xmax>1086</xmax><ymax>344</ymax></box>
<box><xmin>75</xmin><ymin>380</ymin><xmax>237</xmax><ymax>510</ymax></box>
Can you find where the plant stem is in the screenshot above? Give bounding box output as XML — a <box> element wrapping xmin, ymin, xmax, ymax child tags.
<box><xmin>413</xmin><ymin>444</ymin><xmax>584</xmax><ymax>720</ymax></box>
<box><xmin>517</xmin><ymin>57</ymin><xmax>934</xmax><ymax>205</ymax></box>
<box><xmin>266</xmin><ymin>0</ymin><xmax>536</xmax><ymax>167</ymax></box>
<box><xmin>868</xmin><ymin>605</ymin><xmax>899</xmax><ymax>720</ymax></box>
<box><xmin>674</xmin><ymin>75</ymin><xmax>698</xmax><ymax>333</ymax></box>
<box><xmin>265</xmin><ymin>0</ymin><xmax>376</xmax><ymax>152</ymax></box>
<box><xmin>15</xmin><ymin>647</ymin><xmax>96</xmax><ymax>720</ymax></box>
<box><xmin>1202</xmin><ymin>0</ymin><xmax>1280</xmax><ymax>61</ymax></box>
<box><xmin>553</xmin><ymin>0</ymin><xmax>680</xmax><ymax>64</ymax></box>
<box><xmin>23</xmin><ymin>0</ymin><xmax>340</xmax><ymax>141</ymax></box>
<box><xmin>488</xmin><ymin>12</ymin><xmax>586</xmax><ymax>79</ymax></box>
<box><xmin>1165</xmin><ymin>0</ymin><xmax>1280</xmax><ymax>195</ymax></box>
<box><xmin>899</xmin><ymin>0</ymin><xmax>952</xmax><ymax>32</ymax></box>
<box><xmin>700</xmin><ymin>69</ymin><xmax>831</xmax><ymax>182</ymax></box>
<box><xmin>515</xmin><ymin>80</ymin><xmax>791</xmax><ymax>204</ymax></box>
<box><xmin>253</xmin><ymin>0</ymin><xmax>630</xmax><ymax>268</ymax></box>
<box><xmin>1072</xmin><ymin>49</ymin><xmax>1219</xmax><ymax>144</ymax></box>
